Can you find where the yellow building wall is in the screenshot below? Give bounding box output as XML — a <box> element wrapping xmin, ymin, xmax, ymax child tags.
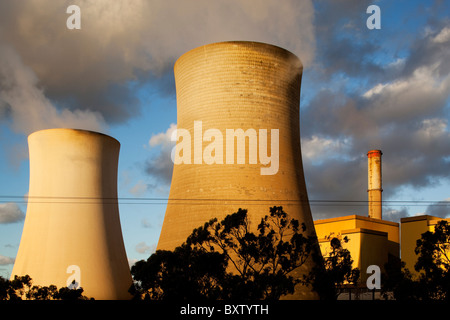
<box><xmin>318</xmin><ymin>227</ymin><xmax>389</xmax><ymax>283</ymax></box>
<box><xmin>400</xmin><ymin>215</ymin><xmax>450</xmax><ymax>276</ymax></box>
<box><xmin>314</xmin><ymin>215</ymin><xmax>399</xmax><ymax>283</ymax></box>
<box><xmin>349</xmin><ymin>229</ymin><xmax>388</xmax><ymax>282</ymax></box>
<box><xmin>314</xmin><ymin>215</ymin><xmax>399</xmax><ymax>257</ymax></box>
<box><xmin>316</xmin><ymin>214</ymin><xmax>450</xmax><ymax>283</ymax></box>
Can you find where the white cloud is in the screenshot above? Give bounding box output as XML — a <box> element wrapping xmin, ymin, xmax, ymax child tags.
<box><xmin>362</xmin><ymin>62</ymin><xmax>450</xmax><ymax>124</ymax></box>
<box><xmin>141</xmin><ymin>218</ymin><xmax>152</xmax><ymax>229</ymax></box>
<box><xmin>0</xmin><ymin>202</ymin><xmax>25</xmax><ymax>224</ymax></box>
<box><xmin>129</xmin><ymin>180</ymin><xmax>148</xmax><ymax>197</ymax></box>
<box><xmin>128</xmin><ymin>258</ymin><xmax>138</xmax><ymax>268</ymax></box>
<box><xmin>432</xmin><ymin>26</ymin><xmax>450</xmax><ymax>43</ymax></box>
<box><xmin>362</xmin><ymin>83</ymin><xmax>388</xmax><ymax>99</ymax></box>
<box><xmin>145</xmin><ymin>124</ymin><xmax>177</xmax><ymax>184</ymax></box>
<box><xmin>302</xmin><ymin>135</ymin><xmax>352</xmax><ymax>162</ymax></box>
<box><xmin>149</xmin><ymin>123</ymin><xmax>177</xmax><ymax>148</ymax></box>
<box><xmin>135</xmin><ymin>241</ymin><xmax>156</xmax><ymax>255</ymax></box>
<box><xmin>387</xmin><ymin>58</ymin><xmax>406</xmax><ymax>69</ymax></box>
<box><xmin>0</xmin><ymin>255</ymin><xmax>15</xmax><ymax>265</ymax></box>
<box><xmin>416</xmin><ymin>118</ymin><xmax>448</xmax><ymax>140</ymax></box>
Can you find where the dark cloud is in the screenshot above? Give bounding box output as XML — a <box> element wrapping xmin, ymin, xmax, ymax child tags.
<box><xmin>425</xmin><ymin>200</ymin><xmax>450</xmax><ymax>218</ymax></box>
<box><xmin>305</xmin><ymin>155</ymin><xmax>369</xmax><ymax>219</ymax></box>
<box><xmin>382</xmin><ymin>207</ymin><xmax>410</xmax><ymax>223</ymax></box>
<box><xmin>0</xmin><ymin>43</ymin><xmax>106</xmax><ymax>135</ymax></box>
<box><xmin>145</xmin><ymin>154</ymin><xmax>173</xmax><ymax>186</ymax></box>
<box><xmin>0</xmin><ymin>0</ymin><xmax>316</xmax><ymax>131</ymax></box>
<box><xmin>312</xmin><ymin>0</ymin><xmax>385</xmax><ymax>82</ymax></box>
<box><xmin>144</xmin><ymin>124</ymin><xmax>176</xmax><ymax>186</ymax></box>
<box><xmin>0</xmin><ymin>202</ymin><xmax>25</xmax><ymax>224</ymax></box>
<box><xmin>401</xmin><ymin>24</ymin><xmax>450</xmax><ymax>80</ymax></box>
<box><xmin>300</xmin><ymin>1</ymin><xmax>450</xmax><ymax>219</ymax></box>
<box><xmin>140</xmin><ymin>1</ymin><xmax>450</xmax><ymax>222</ymax></box>
<box><xmin>0</xmin><ymin>255</ymin><xmax>15</xmax><ymax>265</ymax></box>
<box><xmin>2</xmin><ymin>0</ymin><xmax>448</xmax><ymax>223</ymax></box>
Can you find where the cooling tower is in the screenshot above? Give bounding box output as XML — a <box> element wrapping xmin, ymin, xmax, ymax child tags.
<box><xmin>368</xmin><ymin>149</ymin><xmax>383</xmax><ymax>220</ymax></box>
<box><xmin>11</xmin><ymin>128</ymin><xmax>132</xmax><ymax>300</ymax></box>
<box><xmin>157</xmin><ymin>41</ymin><xmax>320</xmax><ymax>299</ymax></box>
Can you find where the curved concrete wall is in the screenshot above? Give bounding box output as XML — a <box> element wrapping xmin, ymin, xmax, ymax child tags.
<box><xmin>157</xmin><ymin>41</ymin><xmax>319</xmax><ymax>299</ymax></box>
<box><xmin>11</xmin><ymin>128</ymin><xmax>132</xmax><ymax>300</ymax></box>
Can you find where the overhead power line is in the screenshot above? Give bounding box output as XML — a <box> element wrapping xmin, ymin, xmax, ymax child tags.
<box><xmin>0</xmin><ymin>195</ymin><xmax>449</xmax><ymax>207</ymax></box>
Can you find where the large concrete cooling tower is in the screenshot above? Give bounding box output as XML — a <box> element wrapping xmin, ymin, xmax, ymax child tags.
<box><xmin>157</xmin><ymin>41</ymin><xmax>320</xmax><ymax>299</ymax></box>
<box><xmin>11</xmin><ymin>129</ymin><xmax>132</xmax><ymax>300</ymax></box>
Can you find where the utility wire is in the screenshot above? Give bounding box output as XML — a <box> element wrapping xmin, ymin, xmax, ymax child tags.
<box><xmin>0</xmin><ymin>195</ymin><xmax>449</xmax><ymax>207</ymax></box>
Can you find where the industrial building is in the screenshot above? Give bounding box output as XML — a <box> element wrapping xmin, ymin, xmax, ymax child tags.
<box><xmin>314</xmin><ymin>150</ymin><xmax>400</xmax><ymax>283</ymax></box>
<box><xmin>314</xmin><ymin>149</ymin><xmax>450</xmax><ymax>284</ymax></box>
<box><xmin>400</xmin><ymin>214</ymin><xmax>450</xmax><ymax>275</ymax></box>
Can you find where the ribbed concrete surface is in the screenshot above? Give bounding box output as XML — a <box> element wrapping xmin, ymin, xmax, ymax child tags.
<box><xmin>11</xmin><ymin>129</ymin><xmax>132</xmax><ymax>300</ymax></box>
<box><xmin>157</xmin><ymin>41</ymin><xmax>319</xmax><ymax>299</ymax></box>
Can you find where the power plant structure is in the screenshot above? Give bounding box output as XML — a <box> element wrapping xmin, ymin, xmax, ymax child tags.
<box><xmin>368</xmin><ymin>150</ymin><xmax>382</xmax><ymax>220</ymax></box>
<box><xmin>157</xmin><ymin>41</ymin><xmax>320</xmax><ymax>299</ymax></box>
<box><xmin>314</xmin><ymin>149</ymin><xmax>399</xmax><ymax>284</ymax></box>
<box><xmin>6</xmin><ymin>41</ymin><xmax>450</xmax><ymax>300</ymax></box>
<box><xmin>11</xmin><ymin>128</ymin><xmax>132</xmax><ymax>300</ymax></box>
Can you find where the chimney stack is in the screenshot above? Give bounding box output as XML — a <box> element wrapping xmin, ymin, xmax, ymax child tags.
<box><xmin>367</xmin><ymin>149</ymin><xmax>382</xmax><ymax>219</ymax></box>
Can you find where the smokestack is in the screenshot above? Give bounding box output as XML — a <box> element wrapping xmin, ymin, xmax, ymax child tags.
<box><xmin>157</xmin><ymin>41</ymin><xmax>320</xmax><ymax>299</ymax></box>
<box><xmin>367</xmin><ymin>149</ymin><xmax>382</xmax><ymax>220</ymax></box>
<box><xmin>11</xmin><ymin>128</ymin><xmax>132</xmax><ymax>299</ymax></box>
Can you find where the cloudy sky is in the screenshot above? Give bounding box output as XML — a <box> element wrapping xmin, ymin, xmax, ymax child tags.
<box><xmin>0</xmin><ymin>0</ymin><xmax>449</xmax><ymax>278</ymax></box>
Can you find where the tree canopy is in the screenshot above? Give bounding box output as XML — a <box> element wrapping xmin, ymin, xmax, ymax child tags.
<box><xmin>0</xmin><ymin>275</ymin><xmax>90</xmax><ymax>300</ymax></box>
<box><xmin>382</xmin><ymin>219</ymin><xmax>450</xmax><ymax>301</ymax></box>
<box><xmin>130</xmin><ymin>206</ymin><xmax>330</xmax><ymax>300</ymax></box>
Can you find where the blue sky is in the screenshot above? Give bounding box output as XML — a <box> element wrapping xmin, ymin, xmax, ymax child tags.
<box><xmin>1</xmin><ymin>0</ymin><xmax>450</xmax><ymax>279</ymax></box>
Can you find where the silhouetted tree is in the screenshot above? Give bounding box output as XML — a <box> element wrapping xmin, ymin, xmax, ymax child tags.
<box><xmin>130</xmin><ymin>244</ymin><xmax>227</xmax><ymax>300</ymax></box>
<box><xmin>130</xmin><ymin>206</ymin><xmax>322</xmax><ymax>300</ymax></box>
<box><xmin>382</xmin><ymin>220</ymin><xmax>450</xmax><ymax>300</ymax></box>
<box><xmin>414</xmin><ymin>219</ymin><xmax>450</xmax><ymax>300</ymax></box>
<box><xmin>305</xmin><ymin>235</ymin><xmax>359</xmax><ymax>300</ymax></box>
<box><xmin>53</xmin><ymin>285</ymin><xmax>89</xmax><ymax>300</ymax></box>
<box><xmin>381</xmin><ymin>256</ymin><xmax>421</xmax><ymax>300</ymax></box>
<box><xmin>0</xmin><ymin>275</ymin><xmax>90</xmax><ymax>300</ymax></box>
<box><xmin>9</xmin><ymin>275</ymin><xmax>33</xmax><ymax>299</ymax></box>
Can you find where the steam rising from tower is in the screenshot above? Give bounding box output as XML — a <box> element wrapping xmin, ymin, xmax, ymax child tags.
<box><xmin>11</xmin><ymin>129</ymin><xmax>132</xmax><ymax>300</ymax></box>
<box><xmin>368</xmin><ymin>149</ymin><xmax>383</xmax><ymax>220</ymax></box>
<box><xmin>157</xmin><ymin>41</ymin><xmax>319</xmax><ymax>299</ymax></box>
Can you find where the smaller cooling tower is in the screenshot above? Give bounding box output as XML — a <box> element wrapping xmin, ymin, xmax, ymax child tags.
<box><xmin>368</xmin><ymin>150</ymin><xmax>382</xmax><ymax>220</ymax></box>
<box><xmin>11</xmin><ymin>128</ymin><xmax>132</xmax><ymax>300</ymax></box>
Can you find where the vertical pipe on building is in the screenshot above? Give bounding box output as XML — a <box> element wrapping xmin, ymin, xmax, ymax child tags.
<box><xmin>368</xmin><ymin>149</ymin><xmax>383</xmax><ymax>220</ymax></box>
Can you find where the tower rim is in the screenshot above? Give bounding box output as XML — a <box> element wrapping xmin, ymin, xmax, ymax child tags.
<box><xmin>174</xmin><ymin>40</ymin><xmax>303</xmax><ymax>71</ymax></box>
<box><xmin>28</xmin><ymin>128</ymin><xmax>119</xmax><ymax>146</ymax></box>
